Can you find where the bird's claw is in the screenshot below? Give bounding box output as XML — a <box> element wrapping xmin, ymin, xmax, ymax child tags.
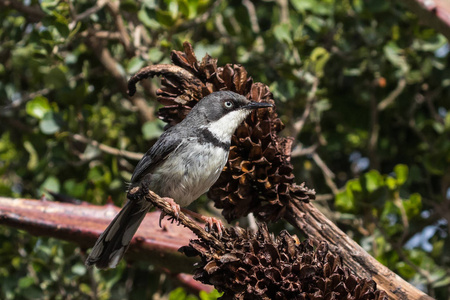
<box><xmin>201</xmin><ymin>216</ymin><xmax>225</xmax><ymax>238</ymax></box>
<box><xmin>159</xmin><ymin>197</ymin><xmax>181</xmax><ymax>227</ymax></box>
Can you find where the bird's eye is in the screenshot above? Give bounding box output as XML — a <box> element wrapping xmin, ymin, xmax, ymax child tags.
<box><xmin>223</xmin><ymin>101</ymin><xmax>234</xmax><ymax>109</ymax></box>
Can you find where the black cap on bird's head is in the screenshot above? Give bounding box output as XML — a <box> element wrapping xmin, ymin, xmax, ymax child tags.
<box><xmin>191</xmin><ymin>91</ymin><xmax>272</xmax><ymax>122</ymax></box>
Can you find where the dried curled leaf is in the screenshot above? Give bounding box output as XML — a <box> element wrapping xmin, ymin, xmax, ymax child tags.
<box><xmin>179</xmin><ymin>224</ymin><xmax>388</xmax><ymax>300</ymax></box>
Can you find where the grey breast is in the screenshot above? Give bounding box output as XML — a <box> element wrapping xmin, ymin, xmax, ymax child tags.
<box><xmin>149</xmin><ymin>139</ymin><xmax>229</xmax><ymax>207</ymax></box>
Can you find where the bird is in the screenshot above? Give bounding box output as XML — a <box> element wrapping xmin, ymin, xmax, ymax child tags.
<box><xmin>85</xmin><ymin>91</ymin><xmax>272</xmax><ymax>269</ymax></box>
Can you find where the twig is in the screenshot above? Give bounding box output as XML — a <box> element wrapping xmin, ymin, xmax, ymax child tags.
<box><xmin>242</xmin><ymin>0</ymin><xmax>260</xmax><ymax>33</ymax></box>
<box><xmin>145</xmin><ymin>190</ymin><xmax>224</xmax><ymax>250</ymax></box>
<box><xmin>79</xmin><ymin>30</ymin><xmax>122</xmax><ymax>40</ymax></box>
<box><xmin>368</xmin><ymin>93</ymin><xmax>380</xmax><ymax>169</ymax></box>
<box><xmin>70</xmin><ymin>133</ymin><xmax>143</xmax><ymax>160</ymax></box>
<box><xmin>85</xmin><ymin>31</ymin><xmax>128</xmax><ymax>94</ymax></box>
<box><xmin>84</xmin><ymin>29</ymin><xmax>154</xmax><ymax>122</ymax></box>
<box><xmin>106</xmin><ymin>1</ymin><xmax>133</xmax><ymax>55</ymax></box>
<box><xmin>377</xmin><ymin>78</ymin><xmax>406</xmax><ymax>111</ymax></box>
<box><xmin>393</xmin><ymin>194</ymin><xmax>410</xmax><ymax>244</ymax></box>
<box><xmin>0</xmin><ymin>88</ymin><xmax>50</xmax><ymax>113</ymax></box>
<box><xmin>312</xmin><ymin>152</ymin><xmax>339</xmax><ymax>195</ymax></box>
<box><xmin>276</xmin><ymin>0</ymin><xmax>289</xmax><ymax>24</ymax></box>
<box><xmin>292</xmin><ymin>78</ymin><xmax>319</xmax><ymax>137</ymax></box>
<box><xmin>314</xmin><ymin>194</ymin><xmax>334</xmax><ymax>201</ymax></box>
<box><xmin>0</xmin><ymin>0</ymin><xmax>45</xmax><ymax>22</ymax></box>
<box><xmin>214</xmin><ymin>14</ymin><xmax>228</xmax><ymax>36</ymax></box>
<box><xmin>290</xmin><ymin>143</ymin><xmax>318</xmax><ymax>157</ymax></box>
<box><xmin>425</xmin><ymin>90</ymin><xmax>445</xmax><ymax>124</ymax></box>
<box><xmin>71</xmin><ymin>0</ymin><xmax>107</xmax><ymax>24</ymax></box>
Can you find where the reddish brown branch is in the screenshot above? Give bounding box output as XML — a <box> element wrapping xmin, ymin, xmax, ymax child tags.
<box><xmin>0</xmin><ymin>197</ymin><xmax>198</xmax><ymax>274</ymax></box>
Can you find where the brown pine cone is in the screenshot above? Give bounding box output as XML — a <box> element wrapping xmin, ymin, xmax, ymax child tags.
<box><xmin>179</xmin><ymin>224</ymin><xmax>388</xmax><ymax>300</ymax></box>
<box><xmin>127</xmin><ymin>42</ymin><xmax>315</xmax><ymax>222</ymax></box>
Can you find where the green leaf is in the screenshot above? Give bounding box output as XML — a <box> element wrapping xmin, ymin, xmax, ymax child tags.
<box><xmin>79</xmin><ymin>283</ymin><xmax>92</xmax><ymax>294</ymax></box>
<box><xmin>142</xmin><ymin>120</ymin><xmax>164</xmax><ymax>140</ymax></box>
<box><xmin>433</xmin><ymin>275</ymin><xmax>450</xmax><ymax>288</ymax></box>
<box><xmin>347</xmin><ymin>178</ymin><xmax>362</xmax><ymax>193</ymax></box>
<box><xmin>403</xmin><ymin>193</ymin><xmax>422</xmax><ymax>218</ymax></box>
<box><xmin>363</xmin><ymin>0</ymin><xmax>389</xmax><ymax>12</ymax></box>
<box><xmin>169</xmin><ymin>287</ymin><xmax>188</xmax><ymax>300</ymax></box>
<box><xmin>361</xmin><ymin>170</ymin><xmax>382</xmax><ymax>193</ymax></box>
<box><xmin>54</xmin><ymin>16</ymin><xmax>70</xmax><ymax>38</ymax></box>
<box><xmin>71</xmin><ymin>263</ymin><xmax>86</xmax><ymax>276</ymax></box>
<box><xmin>310</xmin><ymin>47</ymin><xmax>330</xmax><ymax>77</ymax></box>
<box><xmin>290</xmin><ymin>0</ymin><xmax>313</xmax><ymax>12</ymax></box>
<box><xmin>385</xmin><ymin>176</ymin><xmax>397</xmax><ymax>190</ymax></box>
<box><xmin>138</xmin><ymin>8</ymin><xmax>161</xmax><ymax>29</ymax></box>
<box><xmin>335</xmin><ymin>189</ymin><xmax>356</xmax><ymax>212</ymax></box>
<box><xmin>26</xmin><ymin>96</ymin><xmax>51</xmax><ymax>119</ymax></box>
<box><xmin>363</xmin><ymin>173</ymin><xmax>380</xmax><ymax>194</ymax></box>
<box><xmin>395</xmin><ymin>261</ymin><xmax>415</xmax><ymax>279</ymax></box>
<box><xmin>156</xmin><ymin>9</ymin><xmax>177</xmax><ymax>27</ymax></box>
<box><xmin>44</xmin><ymin>66</ymin><xmax>68</xmax><ymax>89</ymax></box>
<box><xmin>120</xmin><ymin>0</ymin><xmax>139</xmax><ymax>12</ymax></box>
<box><xmin>23</xmin><ymin>141</ymin><xmax>38</xmax><ymax>170</ymax></box>
<box><xmin>40</xmin><ymin>176</ymin><xmax>60</xmax><ymax>195</ymax></box>
<box><xmin>63</xmin><ymin>179</ymin><xmax>86</xmax><ymax>198</ymax></box>
<box><xmin>127</xmin><ymin>57</ymin><xmax>145</xmax><ymax>74</ymax></box>
<box><xmin>18</xmin><ymin>277</ymin><xmax>35</xmax><ymax>289</ymax></box>
<box><xmin>383</xmin><ymin>42</ymin><xmax>409</xmax><ymax>74</ymax></box>
<box><xmin>305</xmin><ymin>15</ymin><xmax>325</xmax><ymax>32</ymax></box>
<box><xmin>39</xmin><ymin>112</ymin><xmax>61</xmax><ymax>135</ymax></box>
<box><xmin>274</xmin><ymin>24</ymin><xmax>292</xmax><ymax>45</ymax></box>
<box><xmin>394</xmin><ymin>164</ymin><xmax>408</xmax><ymax>185</ymax></box>
<box><xmin>179</xmin><ymin>0</ymin><xmax>199</xmax><ymax>19</ymax></box>
<box><xmin>199</xmin><ymin>289</ymin><xmax>223</xmax><ymax>300</ymax></box>
<box><xmin>40</xmin><ymin>0</ymin><xmax>58</xmax><ymax>14</ymax></box>
<box><xmin>148</xmin><ymin>48</ymin><xmax>164</xmax><ymax>63</ymax></box>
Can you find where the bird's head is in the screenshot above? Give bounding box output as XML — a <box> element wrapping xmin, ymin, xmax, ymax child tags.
<box><xmin>190</xmin><ymin>91</ymin><xmax>272</xmax><ymax>141</ymax></box>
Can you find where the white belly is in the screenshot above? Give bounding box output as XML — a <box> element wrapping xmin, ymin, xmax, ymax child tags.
<box><xmin>149</xmin><ymin>143</ymin><xmax>229</xmax><ymax>207</ymax></box>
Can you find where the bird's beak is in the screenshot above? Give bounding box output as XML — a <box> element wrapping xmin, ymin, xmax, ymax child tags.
<box><xmin>243</xmin><ymin>101</ymin><xmax>273</xmax><ymax>110</ymax></box>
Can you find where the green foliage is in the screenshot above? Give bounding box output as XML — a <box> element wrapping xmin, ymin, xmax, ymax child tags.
<box><xmin>1</xmin><ymin>0</ymin><xmax>449</xmax><ymax>299</ymax></box>
<box><xmin>168</xmin><ymin>287</ymin><xmax>222</xmax><ymax>300</ymax></box>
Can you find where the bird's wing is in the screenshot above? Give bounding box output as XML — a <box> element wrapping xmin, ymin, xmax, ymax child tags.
<box><xmin>130</xmin><ymin>134</ymin><xmax>183</xmax><ymax>183</ymax></box>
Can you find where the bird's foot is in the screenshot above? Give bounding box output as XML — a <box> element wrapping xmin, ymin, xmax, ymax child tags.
<box><xmin>159</xmin><ymin>197</ymin><xmax>181</xmax><ymax>227</ymax></box>
<box><xmin>201</xmin><ymin>216</ymin><xmax>225</xmax><ymax>238</ymax></box>
<box><xmin>181</xmin><ymin>209</ymin><xmax>225</xmax><ymax>238</ymax></box>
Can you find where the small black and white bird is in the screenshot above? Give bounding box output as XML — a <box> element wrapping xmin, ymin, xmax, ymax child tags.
<box><xmin>85</xmin><ymin>91</ymin><xmax>272</xmax><ymax>269</ymax></box>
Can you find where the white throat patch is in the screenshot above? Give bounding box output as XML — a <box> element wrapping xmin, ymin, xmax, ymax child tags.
<box><xmin>205</xmin><ymin>109</ymin><xmax>251</xmax><ymax>142</ymax></box>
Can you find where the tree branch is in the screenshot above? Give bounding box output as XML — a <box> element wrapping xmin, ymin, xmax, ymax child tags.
<box><xmin>0</xmin><ymin>197</ymin><xmax>198</xmax><ymax>274</ymax></box>
<box><xmin>0</xmin><ymin>0</ymin><xmax>45</xmax><ymax>22</ymax></box>
<box><xmin>377</xmin><ymin>78</ymin><xmax>407</xmax><ymax>111</ymax></box>
<box><xmin>292</xmin><ymin>78</ymin><xmax>319</xmax><ymax>137</ymax></box>
<box><xmin>70</xmin><ymin>133</ymin><xmax>143</xmax><ymax>160</ymax></box>
<box><xmin>400</xmin><ymin>0</ymin><xmax>450</xmax><ymax>41</ymax></box>
<box><xmin>285</xmin><ymin>200</ymin><xmax>434</xmax><ymax>300</ymax></box>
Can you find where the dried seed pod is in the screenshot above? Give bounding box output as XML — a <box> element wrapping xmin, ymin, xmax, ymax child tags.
<box><xmin>179</xmin><ymin>224</ymin><xmax>388</xmax><ymax>300</ymax></box>
<box><xmin>127</xmin><ymin>42</ymin><xmax>315</xmax><ymax>222</ymax></box>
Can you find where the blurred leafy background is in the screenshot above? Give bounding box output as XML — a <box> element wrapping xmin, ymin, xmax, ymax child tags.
<box><xmin>0</xmin><ymin>0</ymin><xmax>449</xmax><ymax>299</ymax></box>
